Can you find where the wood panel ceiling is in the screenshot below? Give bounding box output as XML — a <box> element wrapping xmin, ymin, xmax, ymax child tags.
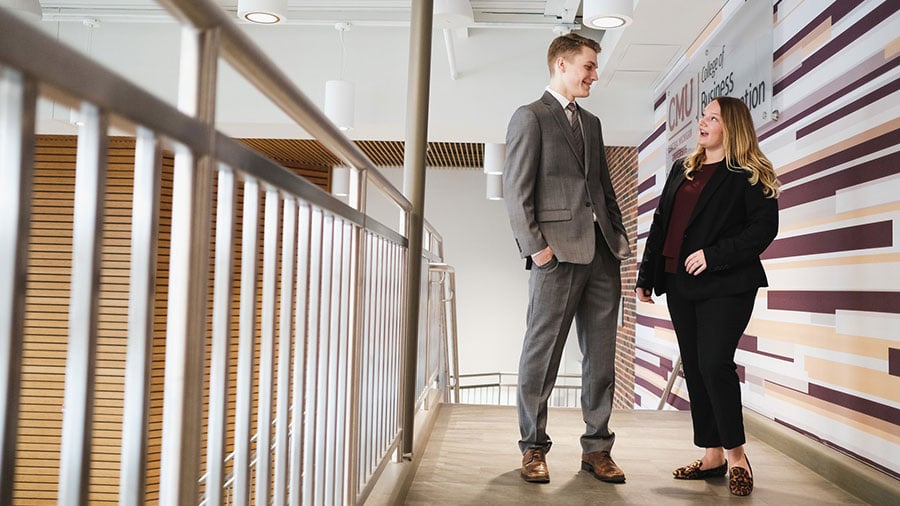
<box><xmin>240</xmin><ymin>138</ymin><xmax>485</xmax><ymax>170</ymax></box>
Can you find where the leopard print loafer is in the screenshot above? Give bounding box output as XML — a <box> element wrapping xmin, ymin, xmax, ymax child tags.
<box><xmin>729</xmin><ymin>457</ymin><xmax>753</xmax><ymax>496</ymax></box>
<box><xmin>673</xmin><ymin>459</ymin><xmax>728</xmax><ymax>480</ymax></box>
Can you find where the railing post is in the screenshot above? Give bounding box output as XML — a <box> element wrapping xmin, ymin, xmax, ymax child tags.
<box><xmin>273</xmin><ymin>197</ymin><xmax>297</xmax><ymax>506</ymax></box>
<box><xmin>204</xmin><ymin>165</ymin><xmax>236</xmax><ymax>506</ymax></box>
<box><xmin>346</xmin><ymin>170</ymin><xmax>369</xmax><ymax>503</ymax></box>
<box><xmin>159</xmin><ymin>24</ymin><xmax>218</xmax><ymax>506</ymax></box>
<box><xmin>119</xmin><ymin>127</ymin><xmax>162</xmax><ymax>506</ymax></box>
<box><xmin>427</xmin><ymin>264</ymin><xmax>459</xmax><ymax>404</ymax></box>
<box><xmin>58</xmin><ymin>101</ymin><xmax>108</xmax><ymax>506</ymax></box>
<box><xmin>0</xmin><ymin>67</ymin><xmax>36</xmax><ymax>506</ymax></box>
<box><xmin>255</xmin><ymin>189</ymin><xmax>281</xmax><ymax>505</ymax></box>
<box><xmin>288</xmin><ymin>203</ymin><xmax>311</xmax><ymax>506</ymax></box>
<box><xmin>233</xmin><ymin>179</ymin><xmax>260</xmax><ymax>506</ymax></box>
<box><xmin>658</xmin><ymin>355</ymin><xmax>683</xmax><ymax>410</ymax></box>
<box><xmin>400</xmin><ymin>0</ymin><xmax>434</xmax><ymax>459</ymax></box>
<box><xmin>448</xmin><ymin>271</ymin><xmax>460</xmax><ymax>403</ymax></box>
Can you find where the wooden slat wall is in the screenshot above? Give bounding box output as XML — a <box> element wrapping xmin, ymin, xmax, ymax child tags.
<box><xmin>147</xmin><ymin>139</ymin><xmax>173</xmax><ymax>504</ymax></box>
<box><xmin>14</xmin><ymin>135</ymin><xmax>328</xmax><ymax>503</ymax></box>
<box><xmin>240</xmin><ymin>138</ymin><xmax>487</xmax><ymax>173</ymax></box>
<box><xmin>16</xmin><ymin>135</ymin><xmax>172</xmax><ymax>504</ymax></box>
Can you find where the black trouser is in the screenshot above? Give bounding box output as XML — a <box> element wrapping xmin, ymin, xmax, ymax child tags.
<box><xmin>665</xmin><ymin>274</ymin><xmax>757</xmax><ymax>449</ymax></box>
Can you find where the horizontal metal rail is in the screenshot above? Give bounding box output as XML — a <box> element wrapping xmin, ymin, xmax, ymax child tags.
<box><xmin>157</xmin><ymin>0</ymin><xmax>411</xmax><ymax>213</ymax></box>
<box><xmin>0</xmin><ymin>11</ymin><xmax>404</xmax><ymax>247</ymax></box>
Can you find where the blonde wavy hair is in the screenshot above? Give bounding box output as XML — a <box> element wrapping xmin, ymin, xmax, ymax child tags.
<box><xmin>684</xmin><ymin>96</ymin><xmax>781</xmax><ymax>198</ymax></box>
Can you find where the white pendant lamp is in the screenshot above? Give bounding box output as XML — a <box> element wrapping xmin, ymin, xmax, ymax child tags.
<box><xmin>484</xmin><ymin>142</ymin><xmax>505</xmax><ymax>200</ymax></box>
<box><xmin>324</xmin><ymin>22</ymin><xmax>354</xmax><ymax>131</ymax></box>
<box><xmin>325</xmin><ymin>80</ymin><xmax>354</xmax><ymax>131</ymax></box>
<box><xmin>486</xmin><ymin>173</ymin><xmax>504</xmax><ymax>200</ymax></box>
<box><xmin>331</xmin><ymin>166</ymin><xmax>350</xmax><ymax>197</ymax></box>
<box><xmin>583</xmin><ymin>0</ymin><xmax>634</xmax><ymax>29</ymax></box>
<box><xmin>237</xmin><ymin>0</ymin><xmax>287</xmax><ymax>24</ymax></box>
<box><xmin>1</xmin><ymin>0</ymin><xmax>42</xmax><ymax>21</ymax></box>
<box><xmin>483</xmin><ymin>142</ymin><xmax>505</xmax><ymax>175</ymax></box>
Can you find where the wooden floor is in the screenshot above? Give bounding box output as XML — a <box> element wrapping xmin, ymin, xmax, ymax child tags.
<box><xmin>402</xmin><ymin>404</ymin><xmax>866</xmax><ymax>505</ymax></box>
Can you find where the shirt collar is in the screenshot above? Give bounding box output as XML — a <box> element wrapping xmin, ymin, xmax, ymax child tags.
<box><xmin>545</xmin><ymin>86</ymin><xmax>573</xmax><ymax>110</ymax></box>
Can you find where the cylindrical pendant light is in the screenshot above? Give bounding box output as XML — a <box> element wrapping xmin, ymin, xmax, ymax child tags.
<box><xmin>237</xmin><ymin>0</ymin><xmax>287</xmax><ymax>24</ymax></box>
<box><xmin>583</xmin><ymin>0</ymin><xmax>634</xmax><ymax>29</ymax></box>
<box><xmin>331</xmin><ymin>166</ymin><xmax>350</xmax><ymax>197</ymax></box>
<box><xmin>483</xmin><ymin>142</ymin><xmax>505</xmax><ymax>175</ymax></box>
<box><xmin>325</xmin><ymin>80</ymin><xmax>355</xmax><ymax>131</ymax></box>
<box><xmin>486</xmin><ymin>173</ymin><xmax>504</xmax><ymax>200</ymax></box>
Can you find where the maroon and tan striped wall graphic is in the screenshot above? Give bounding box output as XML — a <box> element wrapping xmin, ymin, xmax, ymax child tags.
<box><xmin>634</xmin><ymin>0</ymin><xmax>900</xmax><ymax>479</ymax></box>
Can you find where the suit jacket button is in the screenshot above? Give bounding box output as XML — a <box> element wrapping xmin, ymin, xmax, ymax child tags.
<box><xmin>585</xmin><ymin>202</ymin><xmax>591</xmax><ymax>207</ymax></box>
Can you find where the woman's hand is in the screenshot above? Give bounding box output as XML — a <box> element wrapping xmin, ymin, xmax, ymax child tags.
<box><xmin>685</xmin><ymin>249</ymin><xmax>707</xmax><ymax>276</ymax></box>
<box><xmin>635</xmin><ymin>287</ymin><xmax>654</xmax><ymax>304</ymax></box>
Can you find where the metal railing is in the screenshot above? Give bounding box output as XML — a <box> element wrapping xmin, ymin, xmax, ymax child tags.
<box><xmin>428</xmin><ymin>263</ymin><xmax>460</xmax><ymax>404</ymax></box>
<box><xmin>0</xmin><ymin>2</ymin><xmax>453</xmax><ymax>505</ymax></box>
<box><xmin>455</xmin><ymin>372</ymin><xmax>584</xmax><ymax>408</ymax></box>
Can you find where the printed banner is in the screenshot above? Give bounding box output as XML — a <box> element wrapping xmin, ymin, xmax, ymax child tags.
<box><xmin>665</xmin><ymin>0</ymin><xmax>773</xmax><ymax>170</ymax></box>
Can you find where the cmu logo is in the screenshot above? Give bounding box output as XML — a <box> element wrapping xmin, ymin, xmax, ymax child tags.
<box><xmin>668</xmin><ymin>76</ymin><xmax>695</xmax><ymax>132</ymax></box>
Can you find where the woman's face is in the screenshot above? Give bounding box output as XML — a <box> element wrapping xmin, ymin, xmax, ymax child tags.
<box><xmin>698</xmin><ymin>100</ymin><xmax>724</xmax><ymax>152</ymax></box>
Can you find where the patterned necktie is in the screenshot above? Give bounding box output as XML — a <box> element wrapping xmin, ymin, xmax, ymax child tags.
<box><xmin>567</xmin><ymin>102</ymin><xmax>584</xmax><ymax>158</ymax></box>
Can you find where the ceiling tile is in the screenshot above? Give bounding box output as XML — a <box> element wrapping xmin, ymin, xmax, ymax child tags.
<box><xmin>617</xmin><ymin>43</ymin><xmax>681</xmax><ymax>71</ymax></box>
<box><xmin>607</xmin><ymin>70</ymin><xmax>659</xmax><ymax>89</ymax></box>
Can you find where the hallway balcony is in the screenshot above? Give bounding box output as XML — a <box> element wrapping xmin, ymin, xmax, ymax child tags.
<box><xmin>2</xmin><ymin>1</ymin><xmax>898</xmax><ymax>504</ymax></box>
<box><xmin>368</xmin><ymin>400</ymin><xmax>897</xmax><ymax>505</ymax></box>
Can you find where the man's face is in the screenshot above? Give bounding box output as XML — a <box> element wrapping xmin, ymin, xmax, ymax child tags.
<box><xmin>557</xmin><ymin>46</ymin><xmax>599</xmax><ymax>100</ymax></box>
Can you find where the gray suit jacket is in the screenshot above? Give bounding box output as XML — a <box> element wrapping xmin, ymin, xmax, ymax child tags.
<box><xmin>503</xmin><ymin>91</ymin><xmax>630</xmax><ymax>266</ymax></box>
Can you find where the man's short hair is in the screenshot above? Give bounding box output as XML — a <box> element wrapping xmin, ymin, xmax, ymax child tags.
<box><xmin>547</xmin><ymin>33</ymin><xmax>601</xmax><ymax>74</ymax></box>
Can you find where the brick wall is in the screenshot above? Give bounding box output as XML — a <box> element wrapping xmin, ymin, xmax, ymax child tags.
<box><xmin>606</xmin><ymin>145</ymin><xmax>639</xmax><ymax>410</ymax></box>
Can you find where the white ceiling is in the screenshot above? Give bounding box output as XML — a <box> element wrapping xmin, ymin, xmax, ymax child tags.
<box><xmin>30</xmin><ymin>0</ymin><xmax>726</xmax><ymax>146</ymax></box>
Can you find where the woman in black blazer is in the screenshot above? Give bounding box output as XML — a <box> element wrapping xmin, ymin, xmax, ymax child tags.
<box><xmin>636</xmin><ymin>96</ymin><xmax>780</xmax><ymax>496</ymax></box>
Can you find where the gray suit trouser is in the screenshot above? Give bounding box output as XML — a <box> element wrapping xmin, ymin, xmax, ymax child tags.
<box><xmin>517</xmin><ymin>224</ymin><xmax>621</xmax><ymax>454</ymax></box>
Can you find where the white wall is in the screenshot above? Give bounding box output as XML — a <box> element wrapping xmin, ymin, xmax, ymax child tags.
<box><xmin>365</xmin><ymin>167</ymin><xmax>585</xmax><ymax>376</ymax></box>
<box><xmin>33</xmin><ymin>18</ymin><xmax>652</xmax><ymax>145</ymax></box>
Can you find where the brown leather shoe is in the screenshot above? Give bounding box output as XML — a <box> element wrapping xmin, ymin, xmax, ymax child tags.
<box><xmin>581</xmin><ymin>450</ymin><xmax>626</xmax><ymax>483</ymax></box>
<box><xmin>521</xmin><ymin>448</ymin><xmax>550</xmax><ymax>483</ymax></box>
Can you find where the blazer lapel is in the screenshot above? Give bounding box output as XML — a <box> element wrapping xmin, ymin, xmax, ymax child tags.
<box><xmin>687</xmin><ymin>161</ymin><xmax>729</xmax><ymax>226</ymax></box>
<box><xmin>662</xmin><ymin>169</ymin><xmax>686</xmax><ymax>217</ymax></box>
<box><xmin>541</xmin><ymin>92</ymin><xmax>585</xmax><ymax>170</ymax></box>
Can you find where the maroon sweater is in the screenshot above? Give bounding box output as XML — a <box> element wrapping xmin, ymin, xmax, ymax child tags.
<box><xmin>662</xmin><ymin>163</ymin><xmax>718</xmax><ymax>273</ymax></box>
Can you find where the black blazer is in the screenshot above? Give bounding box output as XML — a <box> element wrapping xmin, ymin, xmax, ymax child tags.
<box><xmin>636</xmin><ymin>158</ymin><xmax>779</xmax><ymax>301</ymax></box>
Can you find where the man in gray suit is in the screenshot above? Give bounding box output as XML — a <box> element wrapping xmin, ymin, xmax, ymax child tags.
<box><xmin>503</xmin><ymin>32</ymin><xmax>631</xmax><ymax>484</ymax></box>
